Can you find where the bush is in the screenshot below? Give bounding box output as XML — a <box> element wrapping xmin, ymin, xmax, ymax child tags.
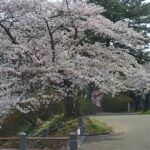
<box><xmin>0</xmin><ymin>109</ymin><xmax>37</xmax><ymax>136</ymax></box>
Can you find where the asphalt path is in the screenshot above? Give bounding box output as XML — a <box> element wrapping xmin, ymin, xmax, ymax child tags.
<box><xmin>80</xmin><ymin>114</ymin><xmax>150</xmax><ymax>150</ymax></box>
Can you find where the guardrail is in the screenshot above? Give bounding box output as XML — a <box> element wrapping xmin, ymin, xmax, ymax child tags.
<box><xmin>0</xmin><ymin>117</ymin><xmax>84</xmax><ymax>150</ymax></box>
<box><xmin>0</xmin><ymin>132</ymin><xmax>77</xmax><ymax>150</ymax></box>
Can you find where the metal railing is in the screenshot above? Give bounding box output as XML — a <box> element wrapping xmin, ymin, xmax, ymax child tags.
<box><xmin>0</xmin><ymin>117</ymin><xmax>84</xmax><ymax>150</ymax></box>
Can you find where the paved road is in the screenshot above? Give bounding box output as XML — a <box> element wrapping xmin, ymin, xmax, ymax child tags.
<box><xmin>80</xmin><ymin>114</ymin><xmax>150</xmax><ymax>150</ymax></box>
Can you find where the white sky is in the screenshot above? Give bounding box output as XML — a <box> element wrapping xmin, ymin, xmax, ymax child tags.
<box><xmin>51</xmin><ymin>0</ymin><xmax>150</xmax><ymax>2</ymax></box>
<box><xmin>145</xmin><ymin>0</ymin><xmax>150</xmax><ymax>2</ymax></box>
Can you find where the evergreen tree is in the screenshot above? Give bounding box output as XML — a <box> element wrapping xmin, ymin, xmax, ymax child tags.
<box><xmin>90</xmin><ymin>0</ymin><xmax>150</xmax><ymax>63</ymax></box>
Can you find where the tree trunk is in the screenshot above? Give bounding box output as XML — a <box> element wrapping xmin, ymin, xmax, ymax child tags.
<box><xmin>63</xmin><ymin>78</ymin><xmax>76</xmax><ymax>118</ymax></box>
<box><xmin>64</xmin><ymin>93</ymin><xmax>81</xmax><ymax>118</ymax></box>
<box><xmin>64</xmin><ymin>96</ymin><xmax>75</xmax><ymax>118</ymax></box>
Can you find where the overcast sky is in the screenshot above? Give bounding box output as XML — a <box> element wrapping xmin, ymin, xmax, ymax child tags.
<box><xmin>50</xmin><ymin>0</ymin><xmax>150</xmax><ymax>1</ymax></box>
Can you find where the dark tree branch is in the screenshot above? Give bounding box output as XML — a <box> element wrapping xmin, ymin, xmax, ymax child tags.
<box><xmin>44</xmin><ymin>19</ymin><xmax>55</xmax><ymax>63</ymax></box>
<box><xmin>73</xmin><ymin>26</ymin><xmax>78</xmax><ymax>39</ymax></box>
<box><xmin>52</xmin><ymin>25</ymin><xmax>63</xmax><ymax>34</ymax></box>
<box><xmin>65</xmin><ymin>0</ymin><xmax>78</xmax><ymax>40</ymax></box>
<box><xmin>0</xmin><ymin>23</ymin><xmax>19</xmax><ymax>45</ymax></box>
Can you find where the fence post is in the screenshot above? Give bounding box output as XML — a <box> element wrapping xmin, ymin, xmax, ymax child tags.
<box><xmin>78</xmin><ymin>117</ymin><xmax>83</xmax><ymax>136</ymax></box>
<box><xmin>19</xmin><ymin>132</ymin><xmax>26</xmax><ymax>150</ymax></box>
<box><xmin>128</xmin><ymin>101</ymin><xmax>131</xmax><ymax>112</ymax></box>
<box><xmin>69</xmin><ymin>132</ymin><xmax>78</xmax><ymax>150</ymax></box>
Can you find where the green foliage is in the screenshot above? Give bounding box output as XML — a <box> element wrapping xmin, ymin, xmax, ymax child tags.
<box><xmin>32</xmin><ymin>115</ymin><xmax>111</xmax><ymax>136</ymax></box>
<box><xmin>33</xmin><ymin>114</ymin><xmax>65</xmax><ymax>136</ymax></box>
<box><xmin>90</xmin><ymin>0</ymin><xmax>150</xmax><ymax>25</ymax></box>
<box><xmin>102</xmin><ymin>94</ymin><xmax>132</xmax><ymax>112</ymax></box>
<box><xmin>139</xmin><ymin>110</ymin><xmax>150</xmax><ymax>114</ymax></box>
<box><xmin>80</xmin><ymin>96</ymin><xmax>96</xmax><ymax>115</ymax></box>
<box><xmin>0</xmin><ymin>110</ymin><xmax>37</xmax><ymax>136</ymax></box>
<box><xmin>90</xmin><ymin>0</ymin><xmax>126</xmax><ymax>22</ymax></box>
<box><xmin>129</xmin><ymin>50</ymin><xmax>150</xmax><ymax>64</ymax></box>
<box><xmin>0</xmin><ymin>100</ymin><xmax>64</xmax><ymax>136</ymax></box>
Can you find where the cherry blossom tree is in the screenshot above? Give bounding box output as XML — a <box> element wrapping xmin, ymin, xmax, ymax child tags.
<box><xmin>0</xmin><ymin>0</ymin><xmax>147</xmax><ymax>119</ymax></box>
